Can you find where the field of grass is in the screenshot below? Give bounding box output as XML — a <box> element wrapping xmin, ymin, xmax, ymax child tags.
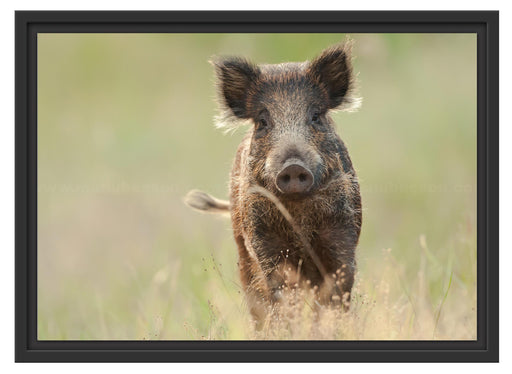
<box><xmin>37</xmin><ymin>33</ymin><xmax>476</xmax><ymax>340</ymax></box>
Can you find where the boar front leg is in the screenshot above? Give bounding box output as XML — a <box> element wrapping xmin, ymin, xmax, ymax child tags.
<box><xmin>238</xmin><ymin>226</ymin><xmax>301</xmax><ymax>326</ymax></box>
<box><xmin>234</xmin><ymin>234</ymin><xmax>272</xmax><ymax>327</ymax></box>
<box><xmin>314</xmin><ymin>223</ymin><xmax>358</xmax><ymax>309</ymax></box>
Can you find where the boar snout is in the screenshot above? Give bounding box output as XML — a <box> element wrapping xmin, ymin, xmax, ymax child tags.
<box><xmin>275</xmin><ymin>158</ymin><xmax>314</xmax><ymax>195</ymax></box>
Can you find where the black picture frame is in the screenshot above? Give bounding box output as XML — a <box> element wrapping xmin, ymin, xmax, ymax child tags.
<box><xmin>15</xmin><ymin>10</ymin><xmax>499</xmax><ymax>362</ymax></box>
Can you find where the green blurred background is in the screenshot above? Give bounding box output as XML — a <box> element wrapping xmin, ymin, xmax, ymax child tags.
<box><xmin>38</xmin><ymin>33</ymin><xmax>476</xmax><ymax>340</ymax></box>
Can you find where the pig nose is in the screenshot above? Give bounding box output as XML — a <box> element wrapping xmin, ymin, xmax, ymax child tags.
<box><xmin>276</xmin><ymin>159</ymin><xmax>314</xmax><ymax>195</ymax></box>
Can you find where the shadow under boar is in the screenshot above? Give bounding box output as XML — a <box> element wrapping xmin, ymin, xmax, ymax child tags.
<box><xmin>185</xmin><ymin>41</ymin><xmax>362</xmax><ymax>326</ymax></box>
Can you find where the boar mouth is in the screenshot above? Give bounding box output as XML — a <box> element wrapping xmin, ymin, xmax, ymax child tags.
<box><xmin>277</xmin><ymin>191</ymin><xmax>313</xmax><ymax>201</ymax></box>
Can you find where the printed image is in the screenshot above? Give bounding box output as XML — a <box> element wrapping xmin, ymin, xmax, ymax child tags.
<box><xmin>38</xmin><ymin>33</ymin><xmax>476</xmax><ymax>340</ymax></box>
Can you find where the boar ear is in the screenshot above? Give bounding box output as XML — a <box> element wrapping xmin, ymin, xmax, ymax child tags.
<box><xmin>307</xmin><ymin>41</ymin><xmax>360</xmax><ymax>111</ymax></box>
<box><xmin>211</xmin><ymin>57</ymin><xmax>260</xmax><ymax>119</ymax></box>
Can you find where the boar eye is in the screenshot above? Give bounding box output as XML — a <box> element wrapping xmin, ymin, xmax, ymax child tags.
<box><xmin>254</xmin><ymin>117</ymin><xmax>270</xmax><ymax>137</ymax></box>
<box><xmin>311</xmin><ymin>112</ymin><xmax>321</xmax><ymax>124</ymax></box>
<box><xmin>255</xmin><ymin>110</ymin><xmax>271</xmax><ymax>137</ymax></box>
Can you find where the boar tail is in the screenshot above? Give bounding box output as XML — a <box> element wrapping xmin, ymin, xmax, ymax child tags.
<box><xmin>184</xmin><ymin>189</ymin><xmax>230</xmax><ymax>215</ymax></box>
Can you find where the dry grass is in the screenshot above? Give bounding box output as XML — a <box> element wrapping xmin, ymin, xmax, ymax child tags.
<box><xmin>186</xmin><ymin>236</ymin><xmax>475</xmax><ymax>341</ymax></box>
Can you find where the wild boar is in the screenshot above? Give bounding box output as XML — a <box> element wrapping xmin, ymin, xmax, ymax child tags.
<box><xmin>185</xmin><ymin>40</ymin><xmax>362</xmax><ymax>325</ymax></box>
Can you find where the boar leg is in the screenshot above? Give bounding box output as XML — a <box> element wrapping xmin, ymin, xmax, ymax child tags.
<box><xmin>313</xmin><ymin>224</ymin><xmax>358</xmax><ymax>309</ymax></box>
<box><xmin>234</xmin><ymin>235</ymin><xmax>271</xmax><ymax>328</ymax></box>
